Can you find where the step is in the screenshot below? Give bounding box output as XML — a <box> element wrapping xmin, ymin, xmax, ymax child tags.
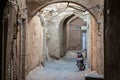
<box><xmin>85</xmin><ymin>73</ymin><xmax>104</xmax><ymax>80</ymax></box>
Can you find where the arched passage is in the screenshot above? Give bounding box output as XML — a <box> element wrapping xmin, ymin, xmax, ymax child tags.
<box><xmin>26</xmin><ymin>2</ymin><xmax>104</xmax><ymax>80</ymax></box>
<box><xmin>59</xmin><ymin>14</ymin><xmax>75</xmax><ymax>57</ymax></box>
<box><xmin>3</xmin><ymin>0</ymin><xmax>120</xmax><ymax>80</ymax></box>
<box><xmin>0</xmin><ymin>0</ymin><xmax>104</xmax><ymax>77</ymax></box>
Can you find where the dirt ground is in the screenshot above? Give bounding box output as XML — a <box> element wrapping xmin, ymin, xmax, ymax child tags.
<box><xmin>26</xmin><ymin>51</ymin><xmax>90</xmax><ymax>80</ymax></box>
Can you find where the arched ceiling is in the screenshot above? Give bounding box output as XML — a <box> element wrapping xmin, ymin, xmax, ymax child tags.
<box><xmin>27</xmin><ymin>0</ymin><xmax>104</xmax><ymax>22</ymax></box>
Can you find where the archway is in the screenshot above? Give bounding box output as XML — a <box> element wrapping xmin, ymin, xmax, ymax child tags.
<box><xmin>26</xmin><ymin>2</ymin><xmax>104</xmax><ymax>80</ymax></box>
<box><xmin>27</xmin><ymin>0</ymin><xmax>102</xmax><ymax>22</ymax></box>
<box><xmin>3</xmin><ymin>0</ymin><xmax>120</xmax><ymax>80</ymax></box>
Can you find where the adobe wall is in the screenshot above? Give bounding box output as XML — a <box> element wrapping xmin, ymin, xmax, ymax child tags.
<box><xmin>46</xmin><ymin>22</ymin><xmax>61</xmax><ymax>59</ymax></box>
<box><xmin>25</xmin><ymin>15</ymin><xmax>43</xmax><ymax>74</ymax></box>
<box><xmin>67</xmin><ymin>17</ymin><xmax>82</xmax><ymax>50</ymax></box>
<box><xmin>90</xmin><ymin>16</ymin><xmax>97</xmax><ymax>72</ymax></box>
<box><xmin>2</xmin><ymin>0</ymin><xmax>27</xmax><ymax>79</ymax></box>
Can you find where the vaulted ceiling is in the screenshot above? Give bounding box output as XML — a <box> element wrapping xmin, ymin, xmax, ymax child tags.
<box><xmin>27</xmin><ymin>0</ymin><xmax>104</xmax><ymax>21</ymax></box>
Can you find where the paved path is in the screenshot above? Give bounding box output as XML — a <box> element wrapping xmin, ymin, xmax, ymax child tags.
<box><xmin>26</xmin><ymin>51</ymin><xmax>90</xmax><ymax>80</ymax></box>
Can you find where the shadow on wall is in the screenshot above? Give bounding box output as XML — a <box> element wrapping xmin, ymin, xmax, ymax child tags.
<box><xmin>0</xmin><ymin>0</ymin><xmax>9</xmax><ymax>79</ymax></box>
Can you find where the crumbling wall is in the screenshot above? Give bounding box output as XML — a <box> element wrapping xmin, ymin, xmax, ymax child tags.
<box><xmin>26</xmin><ymin>15</ymin><xmax>43</xmax><ymax>74</ymax></box>
<box><xmin>2</xmin><ymin>0</ymin><xmax>27</xmax><ymax>80</ymax></box>
<box><xmin>3</xmin><ymin>4</ymin><xmax>19</xmax><ymax>80</ymax></box>
<box><xmin>96</xmin><ymin>0</ymin><xmax>104</xmax><ymax>75</ymax></box>
<box><xmin>46</xmin><ymin>22</ymin><xmax>61</xmax><ymax>59</ymax></box>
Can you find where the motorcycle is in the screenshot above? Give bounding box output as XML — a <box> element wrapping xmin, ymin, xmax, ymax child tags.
<box><xmin>77</xmin><ymin>57</ymin><xmax>85</xmax><ymax>71</ymax></box>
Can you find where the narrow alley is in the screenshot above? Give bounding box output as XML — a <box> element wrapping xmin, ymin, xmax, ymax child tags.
<box><xmin>1</xmin><ymin>0</ymin><xmax>120</xmax><ymax>80</ymax></box>
<box><xmin>1</xmin><ymin>1</ymin><xmax>104</xmax><ymax>80</ymax></box>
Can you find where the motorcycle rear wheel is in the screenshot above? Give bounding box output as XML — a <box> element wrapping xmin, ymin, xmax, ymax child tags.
<box><xmin>80</xmin><ymin>64</ymin><xmax>85</xmax><ymax>71</ymax></box>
